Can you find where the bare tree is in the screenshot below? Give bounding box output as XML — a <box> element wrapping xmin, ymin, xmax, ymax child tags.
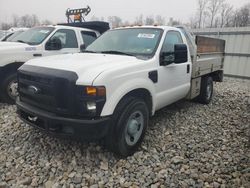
<box><xmin>19</xmin><ymin>14</ymin><xmax>37</xmax><ymax>27</ymax></box>
<box><xmin>41</xmin><ymin>19</ymin><xmax>53</xmax><ymax>25</ymax></box>
<box><xmin>155</xmin><ymin>15</ymin><xmax>165</xmax><ymax>25</ymax></box>
<box><xmin>31</xmin><ymin>14</ymin><xmax>40</xmax><ymax>27</ymax></box>
<box><xmin>207</xmin><ymin>0</ymin><xmax>224</xmax><ymax>28</ymax></box>
<box><xmin>90</xmin><ymin>16</ymin><xmax>100</xmax><ymax>21</ymax></box>
<box><xmin>232</xmin><ymin>4</ymin><xmax>250</xmax><ymax>27</ymax></box>
<box><xmin>134</xmin><ymin>14</ymin><xmax>144</xmax><ymax>25</ymax></box>
<box><xmin>145</xmin><ymin>16</ymin><xmax>154</xmax><ymax>25</ymax></box>
<box><xmin>197</xmin><ymin>0</ymin><xmax>208</xmax><ymax>28</ymax></box>
<box><xmin>108</xmin><ymin>16</ymin><xmax>122</xmax><ymax>28</ymax></box>
<box><xmin>12</xmin><ymin>15</ymin><xmax>20</xmax><ymax>27</ymax></box>
<box><xmin>220</xmin><ymin>3</ymin><xmax>233</xmax><ymax>27</ymax></box>
<box><xmin>0</xmin><ymin>23</ymin><xmax>12</xmax><ymax>30</ymax></box>
<box><xmin>123</xmin><ymin>20</ymin><xmax>130</xmax><ymax>26</ymax></box>
<box><xmin>189</xmin><ymin>16</ymin><xmax>198</xmax><ymax>28</ymax></box>
<box><xmin>168</xmin><ymin>17</ymin><xmax>180</xmax><ymax>26</ymax></box>
<box><xmin>239</xmin><ymin>5</ymin><xmax>250</xmax><ymax>26</ymax></box>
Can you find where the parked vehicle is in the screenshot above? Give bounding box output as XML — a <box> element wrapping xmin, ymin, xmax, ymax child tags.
<box><xmin>0</xmin><ymin>28</ymin><xmax>29</xmax><ymax>42</ymax></box>
<box><xmin>16</xmin><ymin>26</ymin><xmax>225</xmax><ymax>157</ymax></box>
<box><xmin>0</xmin><ymin>21</ymin><xmax>109</xmax><ymax>103</ymax></box>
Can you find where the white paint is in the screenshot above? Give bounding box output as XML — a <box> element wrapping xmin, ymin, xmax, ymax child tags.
<box><xmin>0</xmin><ymin>25</ymin><xmax>101</xmax><ymax>67</ymax></box>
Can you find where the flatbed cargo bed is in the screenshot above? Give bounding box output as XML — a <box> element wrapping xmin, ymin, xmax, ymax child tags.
<box><xmin>192</xmin><ymin>36</ymin><xmax>225</xmax><ymax>78</ymax></box>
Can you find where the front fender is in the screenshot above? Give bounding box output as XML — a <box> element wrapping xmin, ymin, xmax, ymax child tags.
<box><xmin>100</xmin><ymin>78</ymin><xmax>156</xmax><ymax>117</ymax></box>
<box><xmin>0</xmin><ymin>47</ymin><xmax>37</xmax><ymax>67</ymax></box>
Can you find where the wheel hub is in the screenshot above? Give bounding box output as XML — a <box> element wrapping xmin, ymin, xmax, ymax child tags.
<box><xmin>8</xmin><ymin>81</ymin><xmax>18</xmax><ymax>99</ymax></box>
<box><xmin>206</xmin><ymin>84</ymin><xmax>212</xmax><ymax>100</ymax></box>
<box><xmin>127</xmin><ymin>119</ymin><xmax>139</xmax><ymax>136</ymax></box>
<box><xmin>125</xmin><ymin>111</ymin><xmax>144</xmax><ymax>146</ymax></box>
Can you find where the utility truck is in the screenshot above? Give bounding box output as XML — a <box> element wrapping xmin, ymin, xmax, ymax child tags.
<box><xmin>0</xmin><ymin>28</ymin><xmax>29</xmax><ymax>42</ymax></box>
<box><xmin>0</xmin><ymin>6</ymin><xmax>109</xmax><ymax>104</ymax></box>
<box><xmin>16</xmin><ymin>26</ymin><xmax>225</xmax><ymax>157</ymax></box>
<box><xmin>0</xmin><ymin>22</ymin><xmax>109</xmax><ymax>104</ymax></box>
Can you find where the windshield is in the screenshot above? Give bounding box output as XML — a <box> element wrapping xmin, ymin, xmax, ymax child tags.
<box><xmin>12</xmin><ymin>27</ymin><xmax>55</xmax><ymax>45</ymax></box>
<box><xmin>7</xmin><ymin>30</ymin><xmax>25</xmax><ymax>41</ymax></box>
<box><xmin>86</xmin><ymin>28</ymin><xmax>163</xmax><ymax>57</ymax></box>
<box><xmin>0</xmin><ymin>31</ymin><xmax>4</xmax><ymax>39</ymax></box>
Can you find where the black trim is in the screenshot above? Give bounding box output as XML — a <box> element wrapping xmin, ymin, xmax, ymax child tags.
<box><xmin>225</xmin><ymin>53</ymin><xmax>250</xmax><ymax>58</ymax></box>
<box><xmin>33</xmin><ymin>54</ymin><xmax>42</xmax><ymax>57</ymax></box>
<box><xmin>187</xmin><ymin>64</ymin><xmax>190</xmax><ymax>73</ymax></box>
<box><xmin>148</xmin><ymin>70</ymin><xmax>158</xmax><ymax>83</ymax></box>
<box><xmin>18</xmin><ymin>65</ymin><xmax>79</xmax><ymax>116</ymax></box>
<box><xmin>76</xmin><ymin>85</ymin><xmax>106</xmax><ymax>117</ymax></box>
<box><xmin>225</xmin><ymin>74</ymin><xmax>250</xmax><ymax>80</ymax></box>
<box><xmin>18</xmin><ymin>65</ymin><xmax>106</xmax><ymax>118</ymax></box>
<box><xmin>0</xmin><ymin>67</ymin><xmax>3</xmax><ymax>82</ymax></box>
<box><xmin>16</xmin><ymin>98</ymin><xmax>111</xmax><ymax>140</ymax></box>
<box><xmin>193</xmin><ymin>31</ymin><xmax>250</xmax><ymax>35</ymax></box>
<box><xmin>58</xmin><ymin>21</ymin><xmax>110</xmax><ymax>34</ymax></box>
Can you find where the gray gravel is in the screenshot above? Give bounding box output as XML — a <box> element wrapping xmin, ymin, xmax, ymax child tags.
<box><xmin>0</xmin><ymin>77</ymin><xmax>249</xmax><ymax>188</ymax></box>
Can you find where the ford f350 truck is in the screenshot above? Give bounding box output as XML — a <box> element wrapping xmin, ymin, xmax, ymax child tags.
<box><xmin>0</xmin><ymin>21</ymin><xmax>109</xmax><ymax>104</ymax></box>
<box><xmin>16</xmin><ymin>26</ymin><xmax>225</xmax><ymax>157</ymax></box>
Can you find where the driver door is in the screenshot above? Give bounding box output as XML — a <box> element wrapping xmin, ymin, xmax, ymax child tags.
<box><xmin>43</xmin><ymin>29</ymin><xmax>80</xmax><ymax>56</ymax></box>
<box><xmin>155</xmin><ymin>31</ymin><xmax>191</xmax><ymax>110</ymax></box>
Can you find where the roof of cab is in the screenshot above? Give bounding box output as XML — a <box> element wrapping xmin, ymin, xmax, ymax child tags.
<box><xmin>113</xmin><ymin>25</ymin><xmax>180</xmax><ymax>31</ymax></box>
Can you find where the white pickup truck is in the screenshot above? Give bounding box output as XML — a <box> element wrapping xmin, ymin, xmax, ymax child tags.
<box><xmin>0</xmin><ymin>21</ymin><xmax>109</xmax><ymax>103</ymax></box>
<box><xmin>16</xmin><ymin>26</ymin><xmax>225</xmax><ymax>157</ymax></box>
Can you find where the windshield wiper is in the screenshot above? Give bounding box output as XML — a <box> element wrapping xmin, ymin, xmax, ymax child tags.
<box><xmin>17</xmin><ymin>40</ymin><xmax>26</xmax><ymax>44</ymax></box>
<box><xmin>82</xmin><ymin>50</ymin><xmax>98</xmax><ymax>53</ymax></box>
<box><xmin>100</xmin><ymin>50</ymin><xmax>135</xmax><ymax>57</ymax></box>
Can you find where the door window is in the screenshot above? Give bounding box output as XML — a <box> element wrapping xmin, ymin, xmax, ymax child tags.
<box><xmin>50</xmin><ymin>29</ymin><xmax>78</xmax><ymax>48</ymax></box>
<box><xmin>161</xmin><ymin>31</ymin><xmax>183</xmax><ymax>53</ymax></box>
<box><xmin>81</xmin><ymin>31</ymin><xmax>97</xmax><ymax>47</ymax></box>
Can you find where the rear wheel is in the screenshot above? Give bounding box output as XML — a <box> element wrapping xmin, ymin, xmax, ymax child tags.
<box><xmin>197</xmin><ymin>76</ymin><xmax>213</xmax><ymax>104</ymax></box>
<box><xmin>0</xmin><ymin>72</ymin><xmax>18</xmax><ymax>104</ymax></box>
<box><xmin>105</xmin><ymin>97</ymin><xmax>149</xmax><ymax>157</ymax></box>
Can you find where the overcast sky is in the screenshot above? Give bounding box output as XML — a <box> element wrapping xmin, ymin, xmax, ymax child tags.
<box><xmin>0</xmin><ymin>0</ymin><xmax>249</xmax><ymax>24</ymax></box>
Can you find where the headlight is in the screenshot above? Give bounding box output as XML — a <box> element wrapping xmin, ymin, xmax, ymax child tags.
<box><xmin>86</xmin><ymin>101</ymin><xmax>96</xmax><ymax>111</ymax></box>
<box><xmin>76</xmin><ymin>85</ymin><xmax>106</xmax><ymax>118</ymax></box>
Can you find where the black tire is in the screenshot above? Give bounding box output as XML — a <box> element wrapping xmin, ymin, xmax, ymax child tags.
<box><xmin>197</xmin><ymin>76</ymin><xmax>213</xmax><ymax>104</ymax></box>
<box><xmin>105</xmin><ymin>97</ymin><xmax>149</xmax><ymax>157</ymax></box>
<box><xmin>0</xmin><ymin>72</ymin><xmax>18</xmax><ymax>104</ymax></box>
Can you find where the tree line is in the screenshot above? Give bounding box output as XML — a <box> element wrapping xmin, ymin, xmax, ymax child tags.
<box><xmin>1</xmin><ymin>0</ymin><xmax>249</xmax><ymax>30</ymax></box>
<box><xmin>191</xmin><ymin>0</ymin><xmax>250</xmax><ymax>28</ymax></box>
<box><xmin>92</xmin><ymin>0</ymin><xmax>249</xmax><ymax>28</ymax></box>
<box><xmin>0</xmin><ymin>14</ymin><xmax>52</xmax><ymax>30</ymax></box>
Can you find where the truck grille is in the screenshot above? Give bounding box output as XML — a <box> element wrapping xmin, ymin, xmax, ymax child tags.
<box><xmin>18</xmin><ymin>65</ymin><xmax>78</xmax><ymax>116</ymax></box>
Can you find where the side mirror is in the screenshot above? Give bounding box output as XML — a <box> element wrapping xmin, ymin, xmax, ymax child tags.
<box><xmin>45</xmin><ymin>37</ymin><xmax>62</xmax><ymax>50</ymax></box>
<box><xmin>80</xmin><ymin>44</ymin><xmax>86</xmax><ymax>52</ymax></box>
<box><xmin>160</xmin><ymin>44</ymin><xmax>188</xmax><ymax>66</ymax></box>
<box><xmin>174</xmin><ymin>44</ymin><xmax>188</xmax><ymax>64</ymax></box>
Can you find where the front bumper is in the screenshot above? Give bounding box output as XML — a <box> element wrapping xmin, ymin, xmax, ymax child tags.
<box><xmin>16</xmin><ymin>98</ymin><xmax>111</xmax><ymax>140</ymax></box>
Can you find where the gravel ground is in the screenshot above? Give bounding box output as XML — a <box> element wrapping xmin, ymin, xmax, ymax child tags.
<box><xmin>0</xmin><ymin>78</ymin><xmax>249</xmax><ymax>188</ymax></box>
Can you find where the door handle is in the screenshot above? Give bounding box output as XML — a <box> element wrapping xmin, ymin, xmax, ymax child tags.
<box><xmin>33</xmin><ymin>54</ymin><xmax>42</xmax><ymax>57</ymax></box>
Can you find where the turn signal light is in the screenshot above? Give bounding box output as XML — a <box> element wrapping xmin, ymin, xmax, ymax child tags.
<box><xmin>86</xmin><ymin>86</ymin><xmax>97</xmax><ymax>96</ymax></box>
<box><xmin>86</xmin><ymin>86</ymin><xmax>106</xmax><ymax>96</ymax></box>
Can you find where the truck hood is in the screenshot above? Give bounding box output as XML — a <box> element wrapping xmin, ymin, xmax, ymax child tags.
<box><xmin>24</xmin><ymin>53</ymin><xmax>144</xmax><ymax>85</ymax></box>
<box><xmin>0</xmin><ymin>42</ymin><xmax>37</xmax><ymax>67</ymax></box>
<box><xmin>0</xmin><ymin>41</ymin><xmax>29</xmax><ymax>48</ymax></box>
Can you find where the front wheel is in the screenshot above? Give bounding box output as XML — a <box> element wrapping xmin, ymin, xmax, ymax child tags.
<box><xmin>197</xmin><ymin>76</ymin><xmax>213</xmax><ymax>104</ymax></box>
<box><xmin>105</xmin><ymin>97</ymin><xmax>149</xmax><ymax>157</ymax></box>
<box><xmin>0</xmin><ymin>73</ymin><xmax>18</xmax><ymax>104</ymax></box>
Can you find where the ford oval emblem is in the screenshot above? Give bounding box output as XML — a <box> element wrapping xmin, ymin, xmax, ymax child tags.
<box><xmin>27</xmin><ymin>85</ymin><xmax>40</xmax><ymax>94</ymax></box>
